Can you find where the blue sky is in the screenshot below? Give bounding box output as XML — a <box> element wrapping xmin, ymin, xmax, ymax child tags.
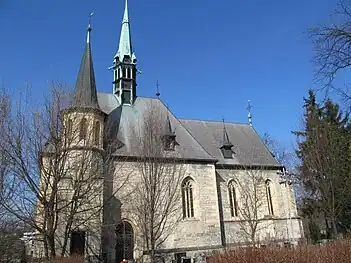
<box><xmin>0</xmin><ymin>0</ymin><xmax>338</xmax><ymax>149</ymax></box>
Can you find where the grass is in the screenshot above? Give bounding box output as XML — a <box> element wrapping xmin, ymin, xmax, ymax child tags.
<box><xmin>207</xmin><ymin>239</ymin><xmax>351</xmax><ymax>263</ymax></box>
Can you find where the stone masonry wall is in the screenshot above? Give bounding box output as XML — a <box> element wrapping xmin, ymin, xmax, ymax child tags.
<box><xmin>217</xmin><ymin>168</ymin><xmax>303</xmax><ymax>245</ymax></box>
<box><xmin>109</xmin><ymin>161</ymin><xmax>222</xmax><ymax>262</ymax></box>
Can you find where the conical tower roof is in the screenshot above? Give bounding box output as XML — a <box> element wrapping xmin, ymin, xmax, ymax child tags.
<box><xmin>72</xmin><ymin>23</ymin><xmax>100</xmax><ymax>109</ymax></box>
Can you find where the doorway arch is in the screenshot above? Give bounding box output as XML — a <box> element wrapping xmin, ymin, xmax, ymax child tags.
<box><xmin>116</xmin><ymin>221</ymin><xmax>134</xmax><ymax>262</ymax></box>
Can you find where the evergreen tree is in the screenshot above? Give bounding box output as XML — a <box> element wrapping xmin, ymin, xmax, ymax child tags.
<box><xmin>294</xmin><ymin>90</ymin><xmax>351</xmax><ymax>239</ymax></box>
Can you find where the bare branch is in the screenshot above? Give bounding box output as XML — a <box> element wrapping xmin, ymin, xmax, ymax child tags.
<box><xmin>310</xmin><ymin>0</ymin><xmax>351</xmax><ymax>102</ymax></box>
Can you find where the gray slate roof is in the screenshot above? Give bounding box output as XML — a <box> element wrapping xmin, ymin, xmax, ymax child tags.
<box><xmin>72</xmin><ymin>30</ymin><xmax>100</xmax><ymax>110</ymax></box>
<box><xmin>97</xmin><ymin>93</ymin><xmax>215</xmax><ymax>161</ymax></box>
<box><xmin>97</xmin><ymin>93</ymin><xmax>280</xmax><ymax>167</ymax></box>
<box><xmin>180</xmin><ymin>119</ymin><xmax>280</xmax><ymax>167</ymax></box>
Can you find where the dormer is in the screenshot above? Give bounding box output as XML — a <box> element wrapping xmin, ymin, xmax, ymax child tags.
<box><xmin>220</xmin><ymin>122</ymin><xmax>234</xmax><ymax>159</ymax></box>
<box><xmin>162</xmin><ymin>115</ymin><xmax>179</xmax><ymax>151</ymax></box>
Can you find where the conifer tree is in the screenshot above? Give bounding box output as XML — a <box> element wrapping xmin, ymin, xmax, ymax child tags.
<box><xmin>294</xmin><ymin>89</ymin><xmax>351</xmax><ymax>239</ymax></box>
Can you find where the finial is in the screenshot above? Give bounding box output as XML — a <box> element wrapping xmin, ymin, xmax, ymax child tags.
<box><xmin>247</xmin><ymin>100</ymin><xmax>253</xmax><ymax>126</ymax></box>
<box><xmin>87</xmin><ymin>12</ymin><xmax>94</xmax><ymax>43</ymax></box>
<box><xmin>123</xmin><ymin>0</ymin><xmax>129</xmax><ymax>23</ymax></box>
<box><xmin>156</xmin><ymin>80</ymin><xmax>161</xmax><ymax>98</ymax></box>
<box><xmin>222</xmin><ymin>117</ymin><xmax>227</xmax><ymax>132</ymax></box>
<box><xmin>222</xmin><ymin>117</ymin><xmax>232</xmax><ymax>146</ymax></box>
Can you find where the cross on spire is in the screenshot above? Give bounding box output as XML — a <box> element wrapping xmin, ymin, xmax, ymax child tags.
<box><xmin>156</xmin><ymin>80</ymin><xmax>160</xmax><ymax>98</ymax></box>
<box><xmin>87</xmin><ymin>12</ymin><xmax>94</xmax><ymax>43</ymax></box>
<box><xmin>247</xmin><ymin>100</ymin><xmax>253</xmax><ymax>126</ymax></box>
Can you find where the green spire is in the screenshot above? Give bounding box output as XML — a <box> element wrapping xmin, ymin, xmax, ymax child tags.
<box><xmin>115</xmin><ymin>0</ymin><xmax>136</xmax><ymax>62</ymax></box>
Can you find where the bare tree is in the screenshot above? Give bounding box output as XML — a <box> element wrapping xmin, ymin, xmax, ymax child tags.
<box><xmin>262</xmin><ymin>133</ymin><xmax>294</xmax><ymax>171</ymax></box>
<box><xmin>261</xmin><ymin>133</ymin><xmax>302</xmax><ymax>205</ymax></box>
<box><xmin>130</xmin><ymin>102</ymin><xmax>186</xmax><ymax>263</ymax></box>
<box><xmin>309</xmin><ymin>0</ymin><xmax>351</xmax><ymax>102</ymax></box>
<box><xmin>0</xmin><ymin>83</ymin><xmax>129</xmax><ymax>259</ymax></box>
<box><xmin>0</xmin><ymin>88</ymin><xmax>26</xmax><ymax>263</ymax></box>
<box><xmin>231</xmin><ymin>166</ymin><xmax>273</xmax><ymax>247</ymax></box>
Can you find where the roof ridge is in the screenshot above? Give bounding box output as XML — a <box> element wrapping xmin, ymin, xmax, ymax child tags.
<box><xmin>179</xmin><ymin>118</ymin><xmax>251</xmax><ymax>126</ymax></box>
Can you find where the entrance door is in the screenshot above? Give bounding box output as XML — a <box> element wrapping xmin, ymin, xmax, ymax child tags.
<box><xmin>70</xmin><ymin>231</ymin><xmax>85</xmax><ymax>256</ymax></box>
<box><xmin>116</xmin><ymin>222</ymin><xmax>134</xmax><ymax>262</ymax></box>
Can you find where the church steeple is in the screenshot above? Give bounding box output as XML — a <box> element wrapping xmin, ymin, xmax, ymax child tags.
<box><xmin>72</xmin><ymin>19</ymin><xmax>100</xmax><ymax>110</ymax></box>
<box><xmin>112</xmin><ymin>0</ymin><xmax>137</xmax><ymax>105</ymax></box>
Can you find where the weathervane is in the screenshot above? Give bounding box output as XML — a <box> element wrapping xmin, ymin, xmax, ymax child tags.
<box><xmin>247</xmin><ymin>100</ymin><xmax>253</xmax><ymax>126</ymax></box>
<box><xmin>88</xmin><ymin>12</ymin><xmax>94</xmax><ymax>26</ymax></box>
<box><xmin>86</xmin><ymin>12</ymin><xmax>94</xmax><ymax>43</ymax></box>
<box><xmin>156</xmin><ymin>80</ymin><xmax>160</xmax><ymax>98</ymax></box>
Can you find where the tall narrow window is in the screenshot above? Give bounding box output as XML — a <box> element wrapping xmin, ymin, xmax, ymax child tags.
<box><xmin>79</xmin><ymin>118</ymin><xmax>88</xmax><ymax>141</ymax></box>
<box><xmin>67</xmin><ymin>119</ymin><xmax>73</xmax><ymax>140</ymax></box>
<box><xmin>70</xmin><ymin>231</ymin><xmax>85</xmax><ymax>256</ymax></box>
<box><xmin>127</xmin><ymin>67</ymin><xmax>131</xmax><ymax>79</ymax></box>
<box><xmin>228</xmin><ymin>180</ymin><xmax>238</xmax><ymax>217</ymax></box>
<box><xmin>182</xmin><ymin>178</ymin><xmax>194</xmax><ymax>218</ymax></box>
<box><xmin>265</xmin><ymin>180</ymin><xmax>274</xmax><ymax>215</ymax></box>
<box><xmin>94</xmin><ymin>121</ymin><xmax>100</xmax><ymax>146</ymax></box>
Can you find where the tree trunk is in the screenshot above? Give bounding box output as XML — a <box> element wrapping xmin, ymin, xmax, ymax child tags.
<box><xmin>251</xmin><ymin>233</ymin><xmax>257</xmax><ymax>248</ymax></box>
<box><xmin>48</xmin><ymin>234</ymin><xmax>56</xmax><ymax>259</ymax></box>
<box><xmin>331</xmin><ymin>218</ymin><xmax>338</xmax><ymax>239</ymax></box>
<box><xmin>61</xmin><ymin>231</ymin><xmax>69</xmax><ymax>257</ymax></box>
<box><xmin>43</xmin><ymin>236</ymin><xmax>49</xmax><ymax>260</ymax></box>
<box><xmin>150</xmin><ymin>248</ymin><xmax>157</xmax><ymax>263</ymax></box>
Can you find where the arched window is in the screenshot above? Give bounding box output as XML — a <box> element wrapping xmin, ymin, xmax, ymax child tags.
<box><xmin>94</xmin><ymin>121</ymin><xmax>100</xmax><ymax>146</ymax></box>
<box><xmin>228</xmin><ymin>180</ymin><xmax>238</xmax><ymax>217</ymax></box>
<box><xmin>67</xmin><ymin>119</ymin><xmax>73</xmax><ymax>139</ymax></box>
<box><xmin>182</xmin><ymin>178</ymin><xmax>194</xmax><ymax>218</ymax></box>
<box><xmin>79</xmin><ymin>118</ymin><xmax>88</xmax><ymax>141</ymax></box>
<box><xmin>265</xmin><ymin>180</ymin><xmax>274</xmax><ymax>215</ymax></box>
<box><xmin>116</xmin><ymin>221</ymin><xmax>134</xmax><ymax>262</ymax></box>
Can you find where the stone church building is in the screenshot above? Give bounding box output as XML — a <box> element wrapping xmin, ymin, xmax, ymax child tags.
<box><xmin>31</xmin><ymin>0</ymin><xmax>303</xmax><ymax>262</ymax></box>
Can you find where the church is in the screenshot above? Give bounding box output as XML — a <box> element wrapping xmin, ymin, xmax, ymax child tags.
<box><xmin>29</xmin><ymin>0</ymin><xmax>303</xmax><ymax>262</ymax></box>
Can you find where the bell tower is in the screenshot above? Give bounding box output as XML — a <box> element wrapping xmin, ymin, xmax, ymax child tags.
<box><xmin>112</xmin><ymin>0</ymin><xmax>137</xmax><ymax>105</ymax></box>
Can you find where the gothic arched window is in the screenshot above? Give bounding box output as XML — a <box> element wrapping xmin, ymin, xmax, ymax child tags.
<box><xmin>94</xmin><ymin>121</ymin><xmax>100</xmax><ymax>146</ymax></box>
<box><xmin>182</xmin><ymin>177</ymin><xmax>194</xmax><ymax>218</ymax></box>
<box><xmin>116</xmin><ymin>221</ymin><xmax>134</xmax><ymax>262</ymax></box>
<box><xmin>228</xmin><ymin>180</ymin><xmax>238</xmax><ymax>217</ymax></box>
<box><xmin>79</xmin><ymin>118</ymin><xmax>88</xmax><ymax>141</ymax></box>
<box><xmin>265</xmin><ymin>179</ymin><xmax>274</xmax><ymax>215</ymax></box>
